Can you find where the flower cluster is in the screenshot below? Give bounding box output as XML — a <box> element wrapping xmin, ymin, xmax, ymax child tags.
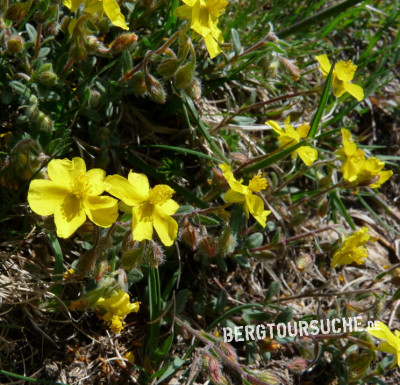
<box><xmin>96</xmin><ymin>290</ymin><xmax>140</xmax><ymax>333</ymax></box>
<box><xmin>336</xmin><ymin>129</ymin><xmax>393</xmax><ymax>188</ymax></box>
<box><xmin>331</xmin><ymin>227</ymin><xmax>372</xmax><ymax>268</ymax></box>
<box><xmin>27</xmin><ymin>157</ymin><xmax>179</xmax><ymax>246</ymax></box>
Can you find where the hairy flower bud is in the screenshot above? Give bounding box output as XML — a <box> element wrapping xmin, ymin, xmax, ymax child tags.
<box><xmin>5</xmin><ymin>1</ymin><xmax>31</xmax><ymax>22</ymax></box>
<box><xmin>88</xmin><ymin>89</ymin><xmax>101</xmax><ymax>108</ymax></box>
<box><xmin>203</xmin><ymin>354</ymin><xmax>222</xmax><ymax>385</ymax></box>
<box><xmin>27</xmin><ymin>103</ymin><xmax>40</xmax><ymax>122</ymax></box>
<box><xmin>6</xmin><ymin>35</ymin><xmax>24</xmax><ymax>54</ymax></box>
<box><xmin>69</xmin><ymin>42</ymin><xmax>87</xmax><ymax>61</ymax></box>
<box><xmin>157</xmin><ymin>58</ymin><xmax>180</xmax><ymax>77</ymax></box>
<box><xmin>296</xmin><ymin>253</ymin><xmax>314</xmax><ymax>272</ymax></box>
<box><xmin>130</xmin><ymin>71</ymin><xmax>147</xmax><ymax>96</ymax></box>
<box><xmin>287</xmin><ymin>357</ymin><xmax>309</xmax><ymax>373</ymax></box>
<box><xmin>109</xmin><ymin>33</ymin><xmax>138</xmax><ymax>54</ymax></box>
<box><xmin>183</xmin><ymin>77</ymin><xmax>201</xmax><ymax>100</ymax></box>
<box><xmin>198</xmin><ymin>235</ymin><xmax>218</xmax><ymax>257</ymax></box>
<box><xmin>85</xmin><ymin>35</ymin><xmax>101</xmax><ymax>54</ymax></box>
<box><xmin>35</xmin><ymin>112</ymin><xmax>53</xmax><ymax>133</ymax></box>
<box><xmin>250</xmin><ymin>370</ymin><xmax>281</xmax><ymax>385</ymax></box>
<box><xmin>145</xmin><ymin>74</ymin><xmax>166</xmax><ymax>104</ymax></box>
<box><xmin>180</xmin><ymin>220</ymin><xmax>198</xmax><ymax>251</ymax></box>
<box><xmin>146</xmin><ymin>240</ymin><xmax>165</xmax><ymax>267</ymax></box>
<box><xmin>218</xmin><ymin>225</ymin><xmax>236</xmax><ymax>257</ymax></box>
<box><xmin>38</xmin><ymin>71</ymin><xmax>58</xmax><ymax>87</ymax></box>
<box><xmin>279</xmin><ymin>56</ymin><xmax>300</xmax><ymax>81</ymax></box>
<box><xmin>174</xmin><ymin>62</ymin><xmax>195</xmax><ymax>89</ymax></box>
<box><xmin>43</xmin><ymin>20</ymin><xmax>59</xmax><ymax>37</ymax></box>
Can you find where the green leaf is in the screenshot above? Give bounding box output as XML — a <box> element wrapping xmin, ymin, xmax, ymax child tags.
<box><xmin>175</xmin><ymin>289</ymin><xmax>189</xmax><ymax>314</ymax></box>
<box><xmin>244</xmin><ymin>233</ymin><xmax>264</xmax><ymax>249</ymax></box>
<box><xmin>153</xmin><ymin>333</ymin><xmax>174</xmax><ymax>360</ymax></box>
<box><xmin>230</xmin><ymin>28</ymin><xmax>242</xmax><ymax>55</ymax></box>
<box><xmin>264</xmin><ymin>281</ymin><xmax>280</xmax><ymax>304</ymax></box>
<box><xmin>308</xmin><ymin>61</ymin><xmax>334</xmax><ymax>139</ymax></box>
<box><xmin>47</xmin><ymin>232</ymin><xmax>63</xmax><ymax>297</ymax></box>
<box><xmin>275</xmin><ymin>306</ymin><xmax>293</xmax><ymax>324</ymax></box>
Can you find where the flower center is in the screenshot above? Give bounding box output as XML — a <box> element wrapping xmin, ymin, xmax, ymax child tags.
<box><xmin>341</xmin><ymin>60</ymin><xmax>357</xmax><ymax>75</ymax></box>
<box><xmin>147</xmin><ymin>185</ymin><xmax>174</xmax><ymax>205</ymax></box>
<box><xmin>248</xmin><ymin>174</ymin><xmax>268</xmax><ymax>193</ymax></box>
<box><xmin>70</xmin><ymin>174</ymin><xmax>92</xmax><ymax>198</ymax></box>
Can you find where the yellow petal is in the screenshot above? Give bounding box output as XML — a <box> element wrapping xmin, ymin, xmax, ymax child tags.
<box><xmin>131</xmin><ymin>204</ymin><xmax>153</xmax><ymax>242</ymax></box>
<box><xmin>332</xmin><ymin>79</ymin><xmax>346</xmax><ymax>98</ymax></box>
<box><xmin>203</xmin><ymin>33</ymin><xmax>222</xmax><ymax>59</ymax></box>
<box><xmin>157</xmin><ymin>199</ymin><xmax>180</xmax><ymax>216</ymax></box>
<box><xmin>153</xmin><ymin>208</ymin><xmax>178</xmax><ymax>246</ymax></box>
<box><xmin>315</xmin><ymin>54</ymin><xmax>331</xmax><ymax>77</ymax></box>
<box><xmin>283</xmin><ymin>117</ymin><xmax>300</xmax><ymax>141</ymax></box>
<box><xmin>103</xmin><ymin>0</ymin><xmax>128</xmax><ymax>30</ymax></box>
<box><xmin>335</xmin><ymin>60</ymin><xmax>356</xmax><ymax>82</ymax></box>
<box><xmin>47</xmin><ymin>158</ymin><xmax>73</xmax><ymax>186</ymax></box>
<box><xmin>63</xmin><ymin>0</ymin><xmax>81</xmax><ymax>12</ymax></box>
<box><xmin>296</xmin><ymin>123</ymin><xmax>310</xmax><ymax>138</ymax></box>
<box><xmin>266</xmin><ymin>120</ymin><xmax>284</xmax><ymax>135</ymax></box>
<box><xmin>370</xmin><ymin>169</ymin><xmax>393</xmax><ymax>188</ymax></box>
<box><xmin>209</xmin><ymin>16</ymin><xmax>223</xmax><ymax>42</ymax></box>
<box><xmin>224</xmin><ymin>189</ymin><xmax>245</xmax><ymax>203</ymax></box>
<box><xmin>175</xmin><ymin>4</ymin><xmax>193</xmax><ymax>19</ymax></box>
<box><xmin>367</xmin><ymin>322</ymin><xmax>400</xmax><ymax>349</ymax></box>
<box><xmin>54</xmin><ymin>194</ymin><xmax>86</xmax><ymax>238</ymax></box>
<box><xmin>71</xmin><ymin>157</ymin><xmax>87</xmax><ymax>176</ymax></box>
<box><xmin>83</xmin><ymin>195</ymin><xmax>118</xmax><ymax>227</ymax></box>
<box><xmin>245</xmin><ymin>193</ymin><xmax>270</xmax><ymax>228</ymax></box>
<box><xmin>128</xmin><ymin>171</ymin><xmax>149</xmax><ymax>199</ymax></box>
<box><xmin>219</xmin><ymin>163</ymin><xmax>245</xmax><ymax>194</ymax></box>
<box><xmin>86</xmin><ymin>168</ymin><xmax>106</xmax><ymax>196</ymax></box>
<box><xmin>296</xmin><ymin>146</ymin><xmax>318</xmax><ymax>166</ymax></box>
<box><xmin>28</xmin><ymin>179</ymin><xmax>69</xmax><ymax>216</ymax></box>
<box><xmin>343</xmin><ymin>82</ymin><xmax>364</xmax><ymax>102</ymax></box>
<box><xmin>376</xmin><ymin>341</ymin><xmax>397</xmax><ymax>356</ymax></box>
<box><xmin>182</xmin><ymin>0</ymin><xmax>197</xmax><ymax>6</ymax></box>
<box><xmin>106</xmin><ymin>175</ymin><xmax>144</xmax><ymax>206</ymax></box>
<box><xmin>191</xmin><ymin>0</ymin><xmax>211</xmax><ymax>37</ymax></box>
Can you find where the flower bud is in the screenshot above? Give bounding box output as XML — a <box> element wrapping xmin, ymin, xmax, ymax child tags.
<box><xmin>198</xmin><ymin>235</ymin><xmax>218</xmax><ymax>257</ymax></box>
<box><xmin>6</xmin><ymin>35</ymin><xmax>24</xmax><ymax>54</ymax></box>
<box><xmin>287</xmin><ymin>357</ymin><xmax>309</xmax><ymax>373</ymax></box>
<box><xmin>84</xmin><ymin>35</ymin><xmax>101</xmax><ymax>54</ymax></box>
<box><xmin>146</xmin><ymin>240</ymin><xmax>164</xmax><ymax>267</ymax></box>
<box><xmin>279</xmin><ymin>56</ymin><xmax>300</xmax><ymax>81</ymax></box>
<box><xmin>35</xmin><ymin>112</ymin><xmax>53</xmax><ymax>133</ymax></box>
<box><xmin>219</xmin><ymin>342</ymin><xmax>237</xmax><ymax>363</ymax></box>
<box><xmin>5</xmin><ymin>1</ymin><xmax>31</xmax><ymax>22</ymax></box>
<box><xmin>173</xmin><ymin>62</ymin><xmax>194</xmax><ymax>89</ymax></box>
<box><xmin>157</xmin><ymin>58</ymin><xmax>180</xmax><ymax>77</ymax></box>
<box><xmin>183</xmin><ymin>77</ymin><xmax>201</xmax><ymax>100</ymax></box>
<box><xmin>296</xmin><ymin>253</ymin><xmax>314</xmax><ymax>272</ymax></box>
<box><xmin>69</xmin><ymin>42</ymin><xmax>87</xmax><ymax>61</ymax></box>
<box><xmin>88</xmin><ymin>89</ymin><xmax>101</xmax><ymax>108</ymax></box>
<box><xmin>218</xmin><ymin>225</ymin><xmax>236</xmax><ymax>257</ymax></box>
<box><xmin>43</xmin><ymin>20</ymin><xmax>59</xmax><ymax>37</ymax></box>
<box><xmin>145</xmin><ymin>74</ymin><xmax>166</xmax><ymax>104</ymax></box>
<box><xmin>38</xmin><ymin>71</ymin><xmax>58</xmax><ymax>87</ymax></box>
<box><xmin>27</xmin><ymin>103</ymin><xmax>40</xmax><ymax>122</ymax></box>
<box><xmin>109</xmin><ymin>33</ymin><xmax>138</xmax><ymax>55</ymax></box>
<box><xmin>130</xmin><ymin>71</ymin><xmax>147</xmax><ymax>96</ymax></box>
<box><xmin>250</xmin><ymin>370</ymin><xmax>281</xmax><ymax>385</ymax></box>
<box><xmin>180</xmin><ymin>220</ymin><xmax>198</xmax><ymax>251</ymax></box>
<box><xmin>60</xmin><ymin>16</ymin><xmax>70</xmax><ymax>33</ymax></box>
<box><xmin>203</xmin><ymin>354</ymin><xmax>221</xmax><ymax>385</ymax></box>
<box><xmin>212</xmin><ymin>167</ymin><xmax>228</xmax><ymax>189</ymax></box>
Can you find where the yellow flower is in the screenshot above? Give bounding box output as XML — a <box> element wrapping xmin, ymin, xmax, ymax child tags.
<box><xmin>28</xmin><ymin>157</ymin><xmax>119</xmax><ymax>238</ymax></box>
<box><xmin>63</xmin><ymin>0</ymin><xmax>128</xmax><ymax>30</ymax></box>
<box><xmin>175</xmin><ymin>0</ymin><xmax>228</xmax><ymax>59</ymax></box>
<box><xmin>330</xmin><ymin>227</ymin><xmax>370</xmax><ymax>268</ymax></box>
<box><xmin>96</xmin><ymin>290</ymin><xmax>140</xmax><ymax>334</ymax></box>
<box><xmin>106</xmin><ymin>172</ymin><xmax>179</xmax><ymax>246</ymax></box>
<box><xmin>315</xmin><ymin>54</ymin><xmax>364</xmax><ymax>101</ymax></box>
<box><xmin>336</xmin><ymin>129</ymin><xmax>393</xmax><ymax>188</ymax></box>
<box><xmin>367</xmin><ymin>321</ymin><xmax>400</xmax><ymax>367</ymax></box>
<box><xmin>265</xmin><ymin>117</ymin><xmax>318</xmax><ymax>166</ymax></box>
<box><xmin>219</xmin><ymin>163</ymin><xmax>271</xmax><ymax>227</ymax></box>
<box><xmin>124</xmin><ymin>351</ymin><xmax>135</xmax><ymax>363</ymax></box>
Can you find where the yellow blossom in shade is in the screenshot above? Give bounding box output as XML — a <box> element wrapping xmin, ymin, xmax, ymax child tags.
<box><xmin>315</xmin><ymin>54</ymin><xmax>364</xmax><ymax>102</ymax></box>
<box><xmin>106</xmin><ymin>172</ymin><xmax>179</xmax><ymax>246</ymax></box>
<box><xmin>175</xmin><ymin>0</ymin><xmax>228</xmax><ymax>59</ymax></box>
<box><xmin>96</xmin><ymin>290</ymin><xmax>140</xmax><ymax>334</ymax></box>
<box><xmin>265</xmin><ymin>117</ymin><xmax>318</xmax><ymax>166</ymax></box>
<box><xmin>124</xmin><ymin>351</ymin><xmax>135</xmax><ymax>363</ymax></box>
<box><xmin>330</xmin><ymin>227</ymin><xmax>371</xmax><ymax>268</ymax></box>
<box><xmin>367</xmin><ymin>321</ymin><xmax>400</xmax><ymax>367</ymax></box>
<box><xmin>63</xmin><ymin>0</ymin><xmax>128</xmax><ymax>30</ymax></box>
<box><xmin>27</xmin><ymin>157</ymin><xmax>119</xmax><ymax>239</ymax></box>
<box><xmin>219</xmin><ymin>163</ymin><xmax>271</xmax><ymax>227</ymax></box>
<box><xmin>335</xmin><ymin>129</ymin><xmax>393</xmax><ymax>187</ymax></box>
